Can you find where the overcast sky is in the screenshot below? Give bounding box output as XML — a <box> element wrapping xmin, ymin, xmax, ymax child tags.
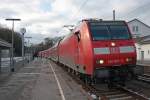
<box><xmin>0</xmin><ymin>0</ymin><xmax>150</xmax><ymax>44</ymax></box>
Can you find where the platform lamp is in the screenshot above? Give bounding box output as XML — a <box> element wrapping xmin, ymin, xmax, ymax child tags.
<box><xmin>24</xmin><ymin>36</ymin><xmax>32</xmax><ymax>62</ymax></box>
<box><xmin>5</xmin><ymin>18</ymin><xmax>21</xmax><ymax>72</ymax></box>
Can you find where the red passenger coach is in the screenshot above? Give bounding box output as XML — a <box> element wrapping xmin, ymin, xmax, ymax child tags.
<box><xmin>50</xmin><ymin>42</ymin><xmax>59</xmax><ymax>62</ymax></box>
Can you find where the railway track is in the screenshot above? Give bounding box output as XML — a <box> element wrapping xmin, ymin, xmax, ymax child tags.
<box><xmin>53</xmin><ymin>61</ymin><xmax>149</xmax><ymax>100</ymax></box>
<box><xmin>138</xmin><ymin>74</ymin><xmax>150</xmax><ymax>83</ymax></box>
<box><xmin>82</xmin><ymin>83</ymin><xmax>149</xmax><ymax>100</ymax></box>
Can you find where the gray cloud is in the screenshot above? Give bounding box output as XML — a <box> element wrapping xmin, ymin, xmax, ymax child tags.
<box><xmin>0</xmin><ymin>8</ymin><xmax>19</xmax><ymax>18</ymax></box>
<box><xmin>0</xmin><ymin>0</ymin><xmax>150</xmax><ymax>44</ymax></box>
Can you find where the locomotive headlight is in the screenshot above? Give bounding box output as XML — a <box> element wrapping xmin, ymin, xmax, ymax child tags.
<box><xmin>99</xmin><ymin>60</ymin><xmax>104</xmax><ymax>64</ymax></box>
<box><xmin>111</xmin><ymin>42</ymin><xmax>115</xmax><ymax>46</ymax></box>
<box><xmin>126</xmin><ymin>58</ymin><xmax>132</xmax><ymax>62</ymax></box>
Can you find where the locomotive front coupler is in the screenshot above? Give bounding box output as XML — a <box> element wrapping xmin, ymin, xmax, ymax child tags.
<box><xmin>108</xmin><ymin>67</ymin><xmax>127</xmax><ymax>88</ymax></box>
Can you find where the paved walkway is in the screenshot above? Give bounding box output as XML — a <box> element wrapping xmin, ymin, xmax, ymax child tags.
<box><xmin>0</xmin><ymin>59</ymin><xmax>88</xmax><ymax>100</ymax></box>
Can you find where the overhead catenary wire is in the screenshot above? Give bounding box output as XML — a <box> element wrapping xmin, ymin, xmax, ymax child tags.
<box><xmin>62</xmin><ymin>1</ymin><xmax>150</xmax><ymax>35</ymax></box>
<box><xmin>69</xmin><ymin>0</ymin><xmax>90</xmax><ymax>23</ymax></box>
<box><xmin>58</xmin><ymin>0</ymin><xmax>90</xmax><ymax>35</ymax></box>
<box><xmin>120</xmin><ymin>1</ymin><xmax>150</xmax><ymax>19</ymax></box>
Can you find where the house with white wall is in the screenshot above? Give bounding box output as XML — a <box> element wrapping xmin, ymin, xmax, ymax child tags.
<box><xmin>134</xmin><ymin>36</ymin><xmax>150</xmax><ymax>60</ymax></box>
<box><xmin>128</xmin><ymin>19</ymin><xmax>150</xmax><ymax>61</ymax></box>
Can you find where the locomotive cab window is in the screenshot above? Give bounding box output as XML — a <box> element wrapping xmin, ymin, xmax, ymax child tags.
<box><xmin>109</xmin><ymin>25</ymin><xmax>131</xmax><ymax>40</ymax></box>
<box><xmin>90</xmin><ymin>25</ymin><xmax>110</xmax><ymax>40</ymax></box>
<box><xmin>90</xmin><ymin>21</ymin><xmax>131</xmax><ymax>40</ymax></box>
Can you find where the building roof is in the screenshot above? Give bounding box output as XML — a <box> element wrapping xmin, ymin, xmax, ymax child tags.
<box><xmin>128</xmin><ymin>18</ymin><xmax>150</xmax><ymax>29</ymax></box>
<box><xmin>134</xmin><ymin>35</ymin><xmax>150</xmax><ymax>44</ymax></box>
<box><xmin>0</xmin><ymin>38</ymin><xmax>11</xmax><ymax>48</ymax></box>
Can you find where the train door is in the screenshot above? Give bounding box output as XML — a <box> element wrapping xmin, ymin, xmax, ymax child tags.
<box><xmin>74</xmin><ymin>31</ymin><xmax>81</xmax><ymax>69</ymax></box>
<box><xmin>57</xmin><ymin>40</ymin><xmax>62</xmax><ymax>62</ymax></box>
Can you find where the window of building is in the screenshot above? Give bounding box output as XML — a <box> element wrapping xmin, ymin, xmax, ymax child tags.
<box><xmin>135</xmin><ymin>26</ymin><xmax>138</xmax><ymax>32</ymax></box>
<box><xmin>132</xmin><ymin>26</ymin><xmax>135</xmax><ymax>32</ymax></box>
<box><xmin>132</xmin><ymin>26</ymin><xmax>138</xmax><ymax>32</ymax></box>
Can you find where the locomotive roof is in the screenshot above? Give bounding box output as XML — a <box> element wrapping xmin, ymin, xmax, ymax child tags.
<box><xmin>82</xmin><ymin>18</ymin><xmax>125</xmax><ymax>22</ymax></box>
<box><xmin>73</xmin><ymin>19</ymin><xmax>127</xmax><ymax>34</ymax></box>
<box><xmin>84</xmin><ymin>20</ymin><xmax>126</xmax><ymax>25</ymax></box>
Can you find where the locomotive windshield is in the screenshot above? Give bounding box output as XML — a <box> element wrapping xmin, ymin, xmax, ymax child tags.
<box><xmin>90</xmin><ymin>21</ymin><xmax>131</xmax><ymax>40</ymax></box>
<box><xmin>91</xmin><ymin>25</ymin><xmax>110</xmax><ymax>40</ymax></box>
<box><xmin>109</xmin><ymin>26</ymin><xmax>130</xmax><ymax>40</ymax></box>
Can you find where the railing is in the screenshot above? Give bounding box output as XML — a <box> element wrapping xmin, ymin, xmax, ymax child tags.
<box><xmin>0</xmin><ymin>38</ymin><xmax>11</xmax><ymax>48</ymax></box>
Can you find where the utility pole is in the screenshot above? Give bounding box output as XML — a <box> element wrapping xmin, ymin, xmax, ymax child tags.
<box><xmin>113</xmin><ymin>10</ymin><xmax>116</xmax><ymax>21</ymax></box>
<box><xmin>5</xmin><ymin>18</ymin><xmax>21</xmax><ymax>72</ymax></box>
<box><xmin>20</xmin><ymin>28</ymin><xmax>26</xmax><ymax>65</ymax></box>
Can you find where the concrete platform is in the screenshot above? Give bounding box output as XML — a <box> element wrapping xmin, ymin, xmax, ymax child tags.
<box><xmin>0</xmin><ymin>59</ymin><xmax>88</xmax><ymax>100</ymax></box>
<box><xmin>137</xmin><ymin>60</ymin><xmax>150</xmax><ymax>66</ymax></box>
<box><xmin>137</xmin><ymin>60</ymin><xmax>150</xmax><ymax>73</ymax></box>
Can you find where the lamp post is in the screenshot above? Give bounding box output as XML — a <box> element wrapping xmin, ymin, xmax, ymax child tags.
<box><xmin>25</xmin><ymin>37</ymin><xmax>32</xmax><ymax>62</ymax></box>
<box><xmin>5</xmin><ymin>18</ymin><xmax>21</xmax><ymax>72</ymax></box>
<box><xmin>20</xmin><ymin>28</ymin><xmax>26</xmax><ymax>65</ymax></box>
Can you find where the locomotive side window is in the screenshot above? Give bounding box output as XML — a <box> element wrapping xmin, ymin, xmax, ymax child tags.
<box><xmin>75</xmin><ymin>31</ymin><xmax>81</xmax><ymax>42</ymax></box>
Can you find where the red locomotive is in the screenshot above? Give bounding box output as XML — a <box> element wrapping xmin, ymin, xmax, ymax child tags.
<box><xmin>39</xmin><ymin>19</ymin><xmax>142</xmax><ymax>85</ymax></box>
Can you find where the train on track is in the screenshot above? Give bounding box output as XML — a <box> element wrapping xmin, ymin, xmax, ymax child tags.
<box><xmin>38</xmin><ymin>19</ymin><xmax>143</xmax><ymax>86</ymax></box>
